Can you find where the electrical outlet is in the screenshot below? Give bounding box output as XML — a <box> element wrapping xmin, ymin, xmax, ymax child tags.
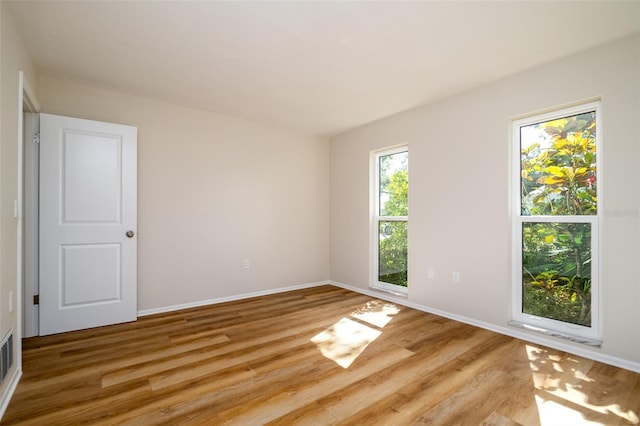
<box><xmin>427</xmin><ymin>268</ymin><xmax>435</xmax><ymax>279</ymax></box>
<box><xmin>243</xmin><ymin>259</ymin><xmax>250</xmax><ymax>269</ymax></box>
<box><xmin>452</xmin><ymin>272</ymin><xmax>460</xmax><ymax>284</ymax></box>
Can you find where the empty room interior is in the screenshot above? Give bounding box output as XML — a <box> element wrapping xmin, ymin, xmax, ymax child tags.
<box><xmin>1</xmin><ymin>1</ymin><xmax>639</xmax><ymax>424</ymax></box>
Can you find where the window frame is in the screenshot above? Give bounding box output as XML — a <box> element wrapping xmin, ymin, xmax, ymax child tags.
<box><xmin>511</xmin><ymin>101</ymin><xmax>602</xmax><ymax>342</ymax></box>
<box><xmin>371</xmin><ymin>145</ymin><xmax>409</xmax><ymax>296</ymax></box>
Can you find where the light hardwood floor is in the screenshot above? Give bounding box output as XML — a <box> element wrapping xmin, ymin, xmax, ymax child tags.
<box><xmin>4</xmin><ymin>285</ymin><xmax>640</xmax><ymax>425</ymax></box>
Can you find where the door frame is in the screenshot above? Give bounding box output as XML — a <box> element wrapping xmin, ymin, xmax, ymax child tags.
<box><xmin>22</xmin><ymin>113</ymin><xmax>39</xmax><ymax>338</ymax></box>
<box><xmin>19</xmin><ymin>71</ymin><xmax>41</xmax><ymax>341</ymax></box>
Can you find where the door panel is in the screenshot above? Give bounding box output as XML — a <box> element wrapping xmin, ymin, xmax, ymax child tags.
<box><xmin>39</xmin><ymin>113</ymin><xmax>137</xmax><ymax>335</ymax></box>
<box><xmin>62</xmin><ymin>131</ymin><xmax>122</xmax><ymax>223</ymax></box>
<box><xmin>61</xmin><ymin>244</ymin><xmax>121</xmax><ymax>305</ymax></box>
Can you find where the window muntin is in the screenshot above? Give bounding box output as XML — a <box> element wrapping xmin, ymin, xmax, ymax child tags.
<box><xmin>513</xmin><ymin>102</ymin><xmax>600</xmax><ymax>341</ymax></box>
<box><xmin>372</xmin><ymin>147</ymin><xmax>408</xmax><ymax>293</ymax></box>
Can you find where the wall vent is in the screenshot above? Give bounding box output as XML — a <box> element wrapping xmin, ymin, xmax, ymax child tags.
<box><xmin>0</xmin><ymin>331</ymin><xmax>14</xmax><ymax>384</ymax></box>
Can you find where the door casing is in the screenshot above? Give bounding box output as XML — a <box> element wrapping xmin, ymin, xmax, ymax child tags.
<box><xmin>20</xmin><ymin>71</ymin><xmax>41</xmax><ymax>340</ymax></box>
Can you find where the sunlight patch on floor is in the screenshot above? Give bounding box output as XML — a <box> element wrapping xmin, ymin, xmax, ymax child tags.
<box><xmin>351</xmin><ymin>300</ymin><xmax>400</xmax><ymax>328</ymax></box>
<box><xmin>534</xmin><ymin>394</ymin><xmax>601</xmax><ymax>426</ymax></box>
<box><xmin>311</xmin><ymin>317</ymin><xmax>381</xmax><ymax>368</ymax></box>
<box><xmin>311</xmin><ymin>300</ymin><xmax>400</xmax><ymax>369</ymax></box>
<box><xmin>538</xmin><ymin>386</ymin><xmax>639</xmax><ymax>425</ymax></box>
<box><xmin>526</xmin><ymin>344</ymin><xmax>640</xmax><ymax>425</ymax></box>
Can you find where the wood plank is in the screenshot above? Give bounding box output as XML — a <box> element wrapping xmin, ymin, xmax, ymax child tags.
<box><xmin>216</xmin><ymin>344</ymin><xmax>416</xmax><ymax>425</ymax></box>
<box><xmin>3</xmin><ymin>285</ymin><xmax>639</xmax><ymax>425</ymax></box>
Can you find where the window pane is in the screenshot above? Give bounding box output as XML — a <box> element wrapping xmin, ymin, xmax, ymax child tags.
<box><xmin>378</xmin><ymin>221</ymin><xmax>407</xmax><ymax>287</ymax></box>
<box><xmin>522</xmin><ymin>222</ymin><xmax>592</xmax><ymax>327</ymax></box>
<box><xmin>520</xmin><ymin>111</ymin><xmax>597</xmax><ymax>216</ymax></box>
<box><xmin>379</xmin><ymin>151</ymin><xmax>408</xmax><ymax>216</ymax></box>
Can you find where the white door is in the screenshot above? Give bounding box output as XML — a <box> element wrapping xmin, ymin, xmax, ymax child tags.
<box><xmin>39</xmin><ymin>113</ymin><xmax>137</xmax><ymax>335</ymax></box>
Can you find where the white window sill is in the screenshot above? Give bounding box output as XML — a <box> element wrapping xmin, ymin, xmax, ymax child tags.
<box><xmin>508</xmin><ymin>320</ymin><xmax>602</xmax><ymax>347</ymax></box>
<box><xmin>369</xmin><ymin>284</ymin><xmax>408</xmax><ymax>299</ymax></box>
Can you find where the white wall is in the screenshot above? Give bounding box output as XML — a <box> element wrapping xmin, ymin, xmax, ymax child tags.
<box><xmin>330</xmin><ymin>35</ymin><xmax>640</xmax><ymax>368</ymax></box>
<box><xmin>38</xmin><ymin>76</ymin><xmax>330</xmax><ymax>312</ymax></box>
<box><xmin>0</xmin><ymin>0</ymin><xmax>38</xmax><ymax>409</ymax></box>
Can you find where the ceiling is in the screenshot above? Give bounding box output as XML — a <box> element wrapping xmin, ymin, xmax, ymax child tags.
<box><xmin>7</xmin><ymin>1</ymin><xmax>640</xmax><ymax>137</ymax></box>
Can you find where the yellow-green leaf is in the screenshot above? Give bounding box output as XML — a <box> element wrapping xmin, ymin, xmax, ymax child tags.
<box><xmin>539</xmin><ymin>176</ymin><xmax>564</xmax><ymax>185</ymax></box>
<box><xmin>553</xmin><ymin>139</ymin><xmax>567</xmax><ymax>149</ymax></box>
<box><xmin>563</xmin><ymin>167</ymin><xmax>575</xmax><ymax>180</ymax></box>
<box><xmin>545</xmin><ymin>166</ymin><xmax>564</xmax><ymax>177</ymax></box>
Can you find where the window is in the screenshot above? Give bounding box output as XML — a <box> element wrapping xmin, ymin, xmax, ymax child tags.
<box><xmin>372</xmin><ymin>146</ymin><xmax>408</xmax><ymax>295</ymax></box>
<box><xmin>512</xmin><ymin>102</ymin><xmax>601</xmax><ymax>342</ymax></box>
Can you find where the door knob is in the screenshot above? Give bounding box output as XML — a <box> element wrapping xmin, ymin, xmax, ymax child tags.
<box><xmin>126</xmin><ymin>230</ymin><xmax>135</xmax><ymax>238</ymax></box>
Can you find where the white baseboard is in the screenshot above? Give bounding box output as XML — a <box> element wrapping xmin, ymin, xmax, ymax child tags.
<box><xmin>137</xmin><ymin>281</ymin><xmax>329</xmax><ymax>317</ymax></box>
<box><xmin>0</xmin><ymin>367</ymin><xmax>22</xmax><ymax>421</ymax></box>
<box><xmin>329</xmin><ymin>280</ymin><xmax>640</xmax><ymax>374</ymax></box>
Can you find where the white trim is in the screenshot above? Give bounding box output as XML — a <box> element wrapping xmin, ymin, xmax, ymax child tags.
<box><xmin>511</xmin><ymin>97</ymin><xmax>602</xmax><ymax>123</ymax></box>
<box><xmin>137</xmin><ymin>281</ymin><xmax>329</xmax><ymax>317</ymax></box>
<box><xmin>22</xmin><ymin>76</ymin><xmax>40</xmax><ymax>113</ymax></box>
<box><xmin>0</xmin><ymin>368</ymin><xmax>22</xmax><ymax>420</ymax></box>
<box><xmin>329</xmin><ymin>280</ymin><xmax>640</xmax><ymax>373</ymax></box>
<box><xmin>369</xmin><ymin>281</ymin><xmax>408</xmax><ymax>298</ymax></box>
<box><xmin>19</xmin><ymin>74</ymin><xmax>40</xmax><ymax>340</ymax></box>
<box><xmin>507</xmin><ymin>320</ymin><xmax>601</xmax><ymax>346</ymax></box>
<box><xmin>17</xmin><ymin>72</ymin><xmax>25</xmax><ymax>386</ymax></box>
<box><xmin>511</xmin><ymin>101</ymin><xmax>602</xmax><ymax>342</ymax></box>
<box><xmin>5</xmin><ymin>72</ymin><xmax>41</xmax><ymax>419</ymax></box>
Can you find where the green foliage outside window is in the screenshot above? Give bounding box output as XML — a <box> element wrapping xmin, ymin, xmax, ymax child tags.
<box><xmin>379</xmin><ymin>221</ymin><xmax>408</xmax><ymax>286</ymax></box>
<box><xmin>520</xmin><ymin>111</ymin><xmax>596</xmax><ymax>327</ymax></box>
<box><xmin>378</xmin><ymin>152</ymin><xmax>408</xmax><ymax>287</ymax></box>
<box><xmin>522</xmin><ymin>222</ymin><xmax>592</xmax><ymax>326</ymax></box>
<box><xmin>521</xmin><ymin>112</ymin><xmax>597</xmax><ymax>216</ymax></box>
